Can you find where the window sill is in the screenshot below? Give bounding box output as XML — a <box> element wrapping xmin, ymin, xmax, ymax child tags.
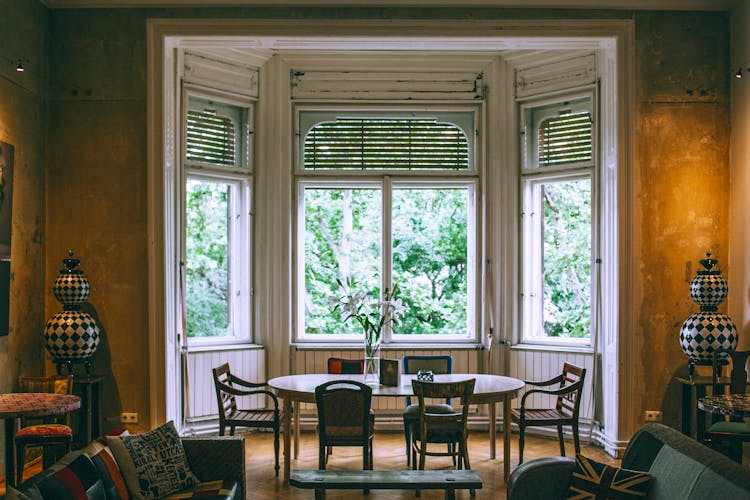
<box><xmin>293</xmin><ymin>343</ymin><xmax>485</xmax><ymax>351</ymax></box>
<box><xmin>187</xmin><ymin>342</ymin><xmax>264</xmax><ymax>353</ymax></box>
<box><xmin>511</xmin><ymin>342</ymin><xmax>594</xmax><ymax>354</ymax></box>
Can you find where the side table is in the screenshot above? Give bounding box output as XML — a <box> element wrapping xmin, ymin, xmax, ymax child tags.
<box><xmin>674</xmin><ymin>375</ymin><xmax>729</xmax><ymax>442</ymax></box>
<box><xmin>73</xmin><ymin>375</ymin><xmax>103</xmax><ymax>445</ymax></box>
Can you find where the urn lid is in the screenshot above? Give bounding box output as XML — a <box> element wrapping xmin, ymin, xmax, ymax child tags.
<box><xmin>60</xmin><ymin>250</ymin><xmax>83</xmax><ymax>275</ymax></box>
<box><xmin>697</xmin><ymin>251</ymin><xmax>721</xmax><ymax>276</ymax></box>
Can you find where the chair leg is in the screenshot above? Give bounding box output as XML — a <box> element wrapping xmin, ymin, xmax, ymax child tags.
<box><xmin>557</xmin><ymin>425</ymin><xmax>565</xmax><ymax>456</ymax></box>
<box><xmin>518</xmin><ymin>423</ymin><xmax>525</xmax><ymax>464</ymax></box>
<box><xmin>318</xmin><ymin>443</ymin><xmax>326</xmax><ymax>470</ymax></box>
<box><xmin>404</xmin><ymin>418</ymin><xmax>411</xmax><ymax>466</ymax></box>
<box><xmin>218</xmin><ymin>423</ymin><xmax>226</xmax><ymax>436</ymax></box>
<box><xmin>229</xmin><ymin>426</ymin><xmax>236</xmax><ymax>437</ymax></box>
<box><xmin>274</xmin><ymin>423</ymin><xmax>280</xmax><ymax>477</ymax></box>
<box><xmin>16</xmin><ymin>443</ymin><xmax>26</xmax><ymax>485</ymax></box>
<box><xmin>572</xmin><ymin>422</ymin><xmax>581</xmax><ymax>455</ymax></box>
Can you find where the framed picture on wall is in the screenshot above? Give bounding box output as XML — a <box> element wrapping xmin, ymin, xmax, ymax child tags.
<box><xmin>0</xmin><ymin>141</ymin><xmax>14</xmax><ymax>337</ymax></box>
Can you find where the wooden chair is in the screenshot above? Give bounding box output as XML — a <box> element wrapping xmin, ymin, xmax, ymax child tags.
<box><xmin>402</xmin><ymin>355</ymin><xmax>453</xmax><ymax>466</ymax></box>
<box><xmin>705</xmin><ymin>347</ymin><xmax>750</xmax><ymax>462</ymax></box>
<box><xmin>212</xmin><ymin>362</ymin><xmax>282</xmax><ymax>476</ymax></box>
<box><xmin>409</xmin><ymin>378</ymin><xmax>476</xmax><ymax>497</ymax></box>
<box><xmin>15</xmin><ymin>375</ymin><xmax>74</xmax><ymax>485</ymax></box>
<box><xmin>510</xmin><ymin>362</ymin><xmax>586</xmax><ymax>464</ymax></box>
<box><xmin>315</xmin><ymin>380</ymin><xmax>374</xmax><ymax>474</ymax></box>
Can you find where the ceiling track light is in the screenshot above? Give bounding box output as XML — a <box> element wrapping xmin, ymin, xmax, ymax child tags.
<box><xmin>16</xmin><ymin>59</ymin><xmax>24</xmax><ymax>72</ymax></box>
<box><xmin>735</xmin><ymin>67</ymin><xmax>744</xmax><ymax>79</ymax></box>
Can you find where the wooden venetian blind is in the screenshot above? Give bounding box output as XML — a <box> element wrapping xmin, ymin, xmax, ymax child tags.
<box><xmin>304</xmin><ymin>117</ymin><xmax>469</xmax><ymax>170</ymax></box>
<box><xmin>186</xmin><ymin>110</ymin><xmax>236</xmax><ymax>166</ymax></box>
<box><xmin>537</xmin><ymin>111</ymin><xmax>592</xmax><ymax>166</ymax></box>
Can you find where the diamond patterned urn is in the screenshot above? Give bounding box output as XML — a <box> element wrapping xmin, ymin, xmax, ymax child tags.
<box><xmin>44</xmin><ymin>251</ymin><xmax>101</xmax><ymax>374</ymax></box>
<box><xmin>679</xmin><ymin>252</ymin><xmax>737</xmax><ymax>379</ymax></box>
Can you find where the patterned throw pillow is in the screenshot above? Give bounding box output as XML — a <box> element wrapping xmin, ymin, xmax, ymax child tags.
<box><xmin>34</xmin><ymin>451</ymin><xmax>107</xmax><ymax>499</ymax></box>
<box><xmin>567</xmin><ymin>454</ymin><xmax>652</xmax><ymax>499</ymax></box>
<box><xmin>107</xmin><ymin>421</ymin><xmax>198</xmax><ymax>500</ymax></box>
<box><xmin>85</xmin><ymin>440</ymin><xmax>130</xmax><ymax>500</ymax></box>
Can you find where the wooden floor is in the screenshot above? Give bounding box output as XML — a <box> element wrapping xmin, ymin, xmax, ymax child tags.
<box><xmin>1</xmin><ymin>430</ymin><xmax>618</xmax><ymax>499</ymax></box>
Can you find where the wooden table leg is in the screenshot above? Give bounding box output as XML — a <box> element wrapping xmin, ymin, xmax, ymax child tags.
<box><xmin>503</xmin><ymin>394</ymin><xmax>512</xmax><ymax>481</ymax></box>
<box><xmin>283</xmin><ymin>396</ymin><xmax>292</xmax><ymax>482</ymax></box>
<box><xmin>4</xmin><ymin>418</ymin><xmax>16</xmax><ymax>488</ymax></box>
<box><xmin>294</xmin><ymin>401</ymin><xmax>300</xmax><ymax>459</ymax></box>
<box><xmin>489</xmin><ymin>402</ymin><xmax>496</xmax><ymax>459</ymax></box>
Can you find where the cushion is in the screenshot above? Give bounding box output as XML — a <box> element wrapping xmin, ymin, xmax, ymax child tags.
<box><xmin>567</xmin><ymin>454</ymin><xmax>652</xmax><ymax>499</ymax></box>
<box><xmin>84</xmin><ymin>440</ymin><xmax>130</xmax><ymax>500</ymax></box>
<box><xmin>107</xmin><ymin>421</ymin><xmax>198</xmax><ymax>500</ymax></box>
<box><xmin>27</xmin><ymin>450</ymin><xmax>107</xmax><ymax>500</ymax></box>
<box><xmin>96</xmin><ymin>427</ymin><xmax>131</xmax><ymax>445</ymax></box>
<box><xmin>16</xmin><ymin>423</ymin><xmax>73</xmax><ymax>438</ymax></box>
<box><xmin>708</xmin><ymin>421</ymin><xmax>750</xmax><ymax>435</ymax></box>
<box><xmin>161</xmin><ymin>480</ymin><xmax>239</xmax><ymax>499</ymax></box>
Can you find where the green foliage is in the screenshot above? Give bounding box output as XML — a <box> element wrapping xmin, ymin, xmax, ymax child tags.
<box><xmin>303</xmin><ymin>186</ymin><xmax>469</xmax><ymax>337</ymax></box>
<box><xmin>185</xmin><ymin>179</ymin><xmax>229</xmax><ymax>337</ymax></box>
<box><xmin>542</xmin><ymin>179</ymin><xmax>591</xmax><ymax>338</ymax></box>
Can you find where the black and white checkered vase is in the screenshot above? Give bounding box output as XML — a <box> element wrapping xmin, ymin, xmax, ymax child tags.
<box><xmin>44</xmin><ymin>310</ymin><xmax>101</xmax><ymax>361</ymax></box>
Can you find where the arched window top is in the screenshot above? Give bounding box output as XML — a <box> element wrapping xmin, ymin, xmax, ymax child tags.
<box><xmin>300</xmin><ymin>112</ymin><xmax>474</xmax><ymax>171</ymax></box>
<box><xmin>537</xmin><ymin>110</ymin><xmax>592</xmax><ymax>167</ymax></box>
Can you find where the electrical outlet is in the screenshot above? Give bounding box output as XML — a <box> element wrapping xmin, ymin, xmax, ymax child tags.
<box><xmin>120</xmin><ymin>412</ymin><xmax>138</xmax><ymax>424</ymax></box>
<box><xmin>644</xmin><ymin>410</ymin><xmax>662</xmax><ymax>422</ymax></box>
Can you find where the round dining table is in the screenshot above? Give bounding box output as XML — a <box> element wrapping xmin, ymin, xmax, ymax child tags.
<box><xmin>0</xmin><ymin>392</ymin><xmax>81</xmax><ymax>488</ymax></box>
<box><xmin>268</xmin><ymin>373</ymin><xmax>525</xmax><ymax>482</ymax></box>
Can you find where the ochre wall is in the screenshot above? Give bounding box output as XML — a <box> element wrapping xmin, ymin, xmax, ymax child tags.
<box><xmin>2</xmin><ymin>6</ymin><xmax>733</xmax><ymax>438</ymax></box>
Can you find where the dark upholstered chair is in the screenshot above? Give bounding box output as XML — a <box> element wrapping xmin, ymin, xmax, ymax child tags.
<box><xmin>327</xmin><ymin>357</ymin><xmax>365</xmax><ymax>375</ymax></box>
<box><xmin>510</xmin><ymin>362</ymin><xmax>586</xmax><ymax>464</ymax></box>
<box><xmin>315</xmin><ymin>380</ymin><xmax>374</xmax><ymax>472</ymax></box>
<box><xmin>402</xmin><ymin>355</ymin><xmax>453</xmax><ymax>466</ymax></box>
<box><xmin>705</xmin><ymin>347</ymin><xmax>750</xmax><ymax>462</ymax></box>
<box><xmin>409</xmin><ymin>378</ymin><xmax>476</xmax><ymax>496</ymax></box>
<box><xmin>212</xmin><ymin>362</ymin><xmax>282</xmax><ymax>476</ymax></box>
<box><xmin>15</xmin><ymin>375</ymin><xmax>74</xmax><ymax>485</ymax></box>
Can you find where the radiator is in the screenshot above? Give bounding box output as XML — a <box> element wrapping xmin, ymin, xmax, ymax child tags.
<box><xmin>185</xmin><ymin>346</ymin><xmax>266</xmax><ymax>422</ymax></box>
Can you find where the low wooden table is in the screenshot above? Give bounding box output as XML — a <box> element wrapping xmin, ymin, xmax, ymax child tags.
<box><xmin>291</xmin><ymin>469</ymin><xmax>482</xmax><ymax>500</ymax></box>
<box><xmin>674</xmin><ymin>375</ymin><xmax>730</xmax><ymax>441</ymax></box>
<box><xmin>0</xmin><ymin>393</ymin><xmax>80</xmax><ymax>488</ymax></box>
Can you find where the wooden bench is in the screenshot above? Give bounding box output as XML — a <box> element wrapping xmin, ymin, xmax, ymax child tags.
<box><xmin>290</xmin><ymin>469</ymin><xmax>482</xmax><ymax>499</ymax></box>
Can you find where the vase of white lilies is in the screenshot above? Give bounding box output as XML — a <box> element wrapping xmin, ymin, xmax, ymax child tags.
<box><xmin>331</xmin><ymin>278</ymin><xmax>403</xmax><ymax>384</ymax></box>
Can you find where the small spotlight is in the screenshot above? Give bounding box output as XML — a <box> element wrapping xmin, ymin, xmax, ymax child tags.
<box><xmin>736</xmin><ymin>67</ymin><xmax>743</xmax><ymax>79</ymax></box>
<box><xmin>15</xmin><ymin>60</ymin><xmax>24</xmax><ymax>72</ymax></box>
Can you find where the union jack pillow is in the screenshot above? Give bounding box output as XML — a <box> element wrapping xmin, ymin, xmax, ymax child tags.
<box><xmin>567</xmin><ymin>454</ymin><xmax>652</xmax><ymax>499</ymax></box>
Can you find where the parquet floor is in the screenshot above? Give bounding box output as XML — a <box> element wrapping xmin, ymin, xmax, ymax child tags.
<box><xmin>1</xmin><ymin>430</ymin><xmax>619</xmax><ymax>499</ymax></box>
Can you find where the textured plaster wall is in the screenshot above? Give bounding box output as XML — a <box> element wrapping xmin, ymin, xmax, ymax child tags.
<box><xmin>634</xmin><ymin>12</ymin><xmax>730</xmax><ymax>429</ymax></box>
<box><xmin>35</xmin><ymin>6</ymin><xmax>732</xmax><ymax>436</ymax></box>
<box><xmin>0</xmin><ymin>0</ymin><xmax>49</xmax><ymax>474</ymax></box>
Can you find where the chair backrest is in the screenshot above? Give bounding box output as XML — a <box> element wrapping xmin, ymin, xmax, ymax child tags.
<box><xmin>403</xmin><ymin>355</ymin><xmax>453</xmax><ymax>406</ymax></box>
<box><xmin>556</xmin><ymin>363</ymin><xmax>586</xmax><ymax>418</ymax></box>
<box><xmin>315</xmin><ymin>380</ymin><xmax>373</xmax><ymax>445</ymax></box>
<box><xmin>17</xmin><ymin>375</ymin><xmax>74</xmax><ymax>426</ymax></box>
<box><xmin>212</xmin><ymin>362</ymin><xmax>237</xmax><ymax>421</ymax></box>
<box><xmin>411</xmin><ymin>378</ymin><xmax>475</xmax><ymax>440</ymax></box>
<box><xmin>327</xmin><ymin>357</ymin><xmax>365</xmax><ymax>375</ymax></box>
<box><xmin>712</xmin><ymin>347</ymin><xmax>750</xmax><ymax>395</ymax></box>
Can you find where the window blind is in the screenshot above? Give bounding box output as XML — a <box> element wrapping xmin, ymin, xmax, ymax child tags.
<box><xmin>304</xmin><ymin>118</ymin><xmax>469</xmax><ymax>170</ymax></box>
<box><xmin>186</xmin><ymin>110</ymin><xmax>236</xmax><ymax>165</ymax></box>
<box><xmin>537</xmin><ymin>111</ymin><xmax>592</xmax><ymax>166</ymax></box>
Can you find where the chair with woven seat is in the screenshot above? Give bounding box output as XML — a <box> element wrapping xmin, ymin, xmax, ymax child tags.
<box><xmin>15</xmin><ymin>374</ymin><xmax>74</xmax><ymax>485</ymax></box>
<box><xmin>705</xmin><ymin>347</ymin><xmax>750</xmax><ymax>462</ymax></box>
<box><xmin>409</xmin><ymin>378</ymin><xmax>476</xmax><ymax>496</ymax></box>
<box><xmin>510</xmin><ymin>362</ymin><xmax>586</xmax><ymax>464</ymax></box>
<box><xmin>315</xmin><ymin>379</ymin><xmax>374</xmax><ymax>472</ymax></box>
<box><xmin>212</xmin><ymin>362</ymin><xmax>282</xmax><ymax>476</ymax></box>
<box><xmin>402</xmin><ymin>355</ymin><xmax>453</xmax><ymax>466</ymax></box>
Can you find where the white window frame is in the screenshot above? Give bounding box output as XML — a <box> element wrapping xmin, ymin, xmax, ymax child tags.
<box><xmin>181</xmin><ymin>86</ymin><xmax>254</xmax><ymax>347</ymax></box>
<box><xmin>519</xmin><ymin>88</ymin><xmax>597</xmax><ymax>348</ymax></box>
<box><xmin>294</xmin><ymin>105</ymin><xmax>481</xmax><ymax>345</ymax></box>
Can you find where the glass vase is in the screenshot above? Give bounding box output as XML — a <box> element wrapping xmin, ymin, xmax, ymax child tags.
<box><xmin>363</xmin><ymin>339</ymin><xmax>381</xmax><ymax>385</ymax></box>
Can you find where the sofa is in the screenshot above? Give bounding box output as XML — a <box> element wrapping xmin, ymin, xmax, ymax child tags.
<box><xmin>507</xmin><ymin>422</ymin><xmax>750</xmax><ymax>499</ymax></box>
<box><xmin>5</xmin><ymin>435</ymin><xmax>245</xmax><ymax>500</ymax></box>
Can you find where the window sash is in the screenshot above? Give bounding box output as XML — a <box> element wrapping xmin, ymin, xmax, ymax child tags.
<box><xmin>296</xmin><ymin>179</ymin><xmax>477</xmax><ymax>343</ymax></box>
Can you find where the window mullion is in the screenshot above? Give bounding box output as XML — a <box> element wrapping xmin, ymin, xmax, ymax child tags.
<box><xmin>382</xmin><ymin>176</ymin><xmax>393</xmax><ymax>342</ymax></box>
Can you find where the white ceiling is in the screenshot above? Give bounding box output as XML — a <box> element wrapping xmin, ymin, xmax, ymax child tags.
<box><xmin>41</xmin><ymin>0</ymin><xmax>733</xmax><ymax>11</ymax></box>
